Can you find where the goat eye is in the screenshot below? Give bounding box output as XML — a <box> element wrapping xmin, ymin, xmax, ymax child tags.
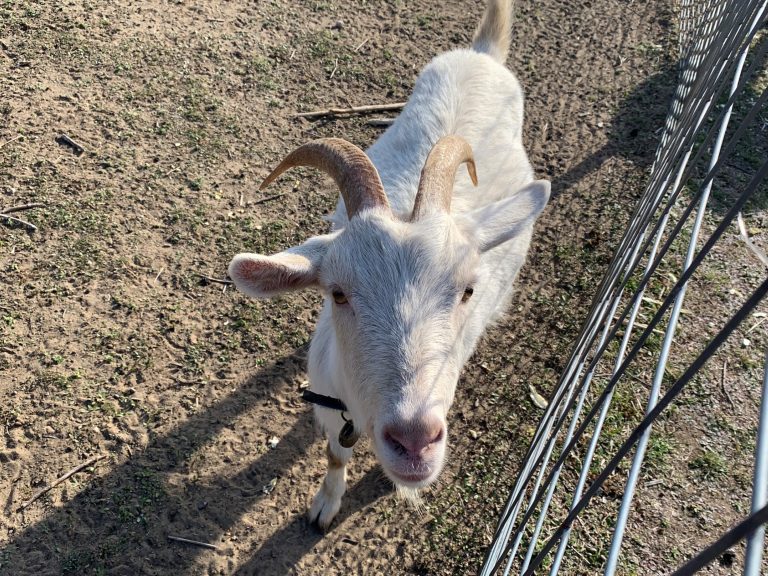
<box><xmin>461</xmin><ymin>286</ymin><xmax>474</xmax><ymax>303</ymax></box>
<box><xmin>332</xmin><ymin>290</ymin><xmax>348</xmax><ymax>305</ymax></box>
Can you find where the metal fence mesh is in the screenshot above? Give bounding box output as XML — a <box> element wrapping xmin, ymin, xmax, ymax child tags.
<box><xmin>480</xmin><ymin>1</ymin><xmax>768</xmax><ymax>574</ymax></box>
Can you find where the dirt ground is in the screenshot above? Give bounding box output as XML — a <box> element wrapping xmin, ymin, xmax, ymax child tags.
<box><xmin>1</xmin><ymin>0</ymin><xmax>766</xmax><ymax>575</ymax></box>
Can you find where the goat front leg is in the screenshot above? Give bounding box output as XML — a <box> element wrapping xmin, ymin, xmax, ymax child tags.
<box><xmin>309</xmin><ymin>438</ymin><xmax>352</xmax><ymax>530</ymax></box>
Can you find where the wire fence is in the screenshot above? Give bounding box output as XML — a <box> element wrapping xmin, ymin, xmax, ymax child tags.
<box><xmin>480</xmin><ymin>0</ymin><xmax>768</xmax><ymax>574</ymax></box>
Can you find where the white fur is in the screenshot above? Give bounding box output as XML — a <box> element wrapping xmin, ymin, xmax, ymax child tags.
<box><xmin>229</xmin><ymin>0</ymin><xmax>549</xmax><ymax>529</ymax></box>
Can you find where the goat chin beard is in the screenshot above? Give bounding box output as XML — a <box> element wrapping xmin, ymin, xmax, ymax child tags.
<box><xmin>395</xmin><ymin>485</ymin><xmax>425</xmax><ymax>510</ymax></box>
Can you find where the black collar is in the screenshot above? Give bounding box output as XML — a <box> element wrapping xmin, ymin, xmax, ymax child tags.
<box><xmin>302</xmin><ymin>390</ymin><xmax>360</xmax><ymax>448</ymax></box>
<box><xmin>301</xmin><ymin>389</ymin><xmax>348</xmax><ymax>412</ymax></box>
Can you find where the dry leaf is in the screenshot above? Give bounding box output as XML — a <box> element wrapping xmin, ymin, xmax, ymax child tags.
<box><xmin>262</xmin><ymin>478</ymin><xmax>278</xmax><ymax>495</ymax></box>
<box><xmin>528</xmin><ymin>385</ymin><xmax>548</xmax><ymax>409</ymax></box>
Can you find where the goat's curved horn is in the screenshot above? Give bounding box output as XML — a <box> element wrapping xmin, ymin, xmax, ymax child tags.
<box><xmin>411</xmin><ymin>135</ymin><xmax>478</xmax><ymax>221</ymax></box>
<box><xmin>260</xmin><ymin>138</ymin><xmax>390</xmax><ymax>219</ymax></box>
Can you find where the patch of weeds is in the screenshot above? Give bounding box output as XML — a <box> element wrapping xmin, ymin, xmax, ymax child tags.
<box><xmin>645</xmin><ymin>434</ymin><xmax>674</xmax><ymax>472</ymax></box>
<box><xmin>41</xmin><ymin>237</ymin><xmax>104</xmax><ymax>282</ymax></box>
<box><xmin>110</xmin><ymin>294</ymin><xmax>136</xmax><ymax>313</ymax></box>
<box><xmin>0</xmin><ymin>404</ymin><xmax>22</xmax><ymax>427</ymax></box>
<box><xmin>85</xmin><ymin>389</ymin><xmax>123</xmax><ymax>417</ymax></box>
<box><xmin>186</xmin><ymin>177</ymin><xmax>203</xmax><ymax>192</ymax></box>
<box><xmin>636</xmin><ymin>42</ymin><xmax>664</xmax><ymax>58</ymax></box>
<box><xmin>66</xmin><ymin>428</ymin><xmax>87</xmax><ymax>449</ymax></box>
<box><xmin>308</xmin><ymin>0</ymin><xmax>332</xmax><ymax>11</ymax></box>
<box><xmin>97</xmin><ymin>329</ymin><xmax>153</xmax><ymax>380</ymax></box>
<box><xmin>416</xmin><ymin>14</ymin><xmax>434</xmax><ymax>29</ymax></box>
<box><xmin>246</xmin><ymin>55</ymin><xmax>278</xmax><ymax>91</ymax></box>
<box><xmin>250</xmin><ymin>54</ymin><xmax>271</xmax><ymax>74</ymax></box>
<box><xmin>306</xmin><ymin>30</ymin><xmax>335</xmax><ymax>60</ymax></box>
<box><xmin>183</xmin><ymin>343</ymin><xmax>206</xmax><ymax>375</ymax></box>
<box><xmin>688</xmin><ymin>449</ymin><xmax>727</xmax><ymax>480</ymax></box>
<box><xmin>227</xmin><ymin>304</ymin><xmax>269</xmax><ymax>353</ymax></box>
<box><xmin>108</xmin><ymin>467</ymin><xmax>167</xmax><ymax>526</ymax></box>
<box><xmin>180</xmin><ymin>79</ymin><xmax>221</xmax><ymax>123</ymax></box>
<box><xmin>0</xmin><ymin>545</ymin><xmax>14</xmax><ymax>573</ymax></box>
<box><xmin>45</xmin><ymin>202</ymin><xmax>107</xmax><ymax>233</ymax></box>
<box><xmin>61</xmin><ymin>548</ymin><xmax>99</xmax><ymax>575</ymax></box>
<box><xmin>116</xmin><ymin>335</ymin><xmax>153</xmax><ymax>378</ymax></box>
<box><xmin>32</xmin><ymin>370</ymin><xmax>72</xmax><ymax>390</ymax></box>
<box><xmin>2</xmin><ymin>311</ymin><xmax>16</xmax><ymax>328</ymax></box>
<box><xmin>252</xmin><ymin>219</ymin><xmax>294</xmax><ymax>253</ymax></box>
<box><xmin>710</xmin><ymin>414</ymin><xmax>755</xmax><ymax>455</ymax></box>
<box><xmin>154</xmin><ymin>118</ymin><xmax>171</xmax><ymax>136</ymax></box>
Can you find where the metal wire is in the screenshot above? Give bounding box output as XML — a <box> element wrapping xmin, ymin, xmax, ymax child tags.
<box><xmin>480</xmin><ymin>0</ymin><xmax>768</xmax><ymax>573</ymax></box>
<box><xmin>744</xmin><ymin>352</ymin><xmax>768</xmax><ymax>576</ymax></box>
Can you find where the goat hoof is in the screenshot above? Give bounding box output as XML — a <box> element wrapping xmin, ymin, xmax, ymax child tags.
<box><xmin>309</xmin><ymin>488</ymin><xmax>342</xmax><ymax>531</ymax></box>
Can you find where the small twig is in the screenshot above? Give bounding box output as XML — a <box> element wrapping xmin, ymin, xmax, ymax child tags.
<box><xmin>620</xmin><ymin>317</ymin><xmax>665</xmax><ymax>336</ymax></box>
<box><xmin>721</xmin><ymin>359</ymin><xmax>734</xmax><ymax>408</ymax></box>
<box><xmin>329</xmin><ymin>58</ymin><xmax>339</xmax><ymax>79</ymax></box>
<box><xmin>746</xmin><ymin>316</ymin><xmax>767</xmax><ymax>334</ymax></box>
<box><xmin>295</xmin><ymin>101</ymin><xmax>406</xmax><ymax>119</ymax></box>
<box><xmin>0</xmin><ymin>202</ymin><xmax>45</xmax><ymax>215</ymax></box>
<box><xmin>174</xmin><ymin>376</ymin><xmax>204</xmax><ymax>386</ymax></box>
<box><xmin>367</xmin><ymin>118</ymin><xmax>396</xmax><ymax>128</ymax></box>
<box><xmin>0</xmin><ymin>134</ymin><xmax>23</xmax><ymax>150</ymax></box>
<box><xmin>0</xmin><ymin>346</ymin><xmax>17</xmax><ymax>355</ymax></box>
<box><xmin>0</xmin><ymin>213</ymin><xmax>37</xmax><ymax>231</ymax></box>
<box><xmin>641</xmin><ymin>296</ymin><xmax>691</xmax><ymax>315</ymax></box>
<box><xmin>56</xmin><ymin>133</ymin><xmax>85</xmax><ymax>156</ymax></box>
<box><xmin>168</xmin><ymin>535</ymin><xmax>219</xmax><ymax>550</ymax></box>
<box><xmin>4</xmin><ymin>466</ymin><xmax>22</xmax><ymax>516</ymax></box>
<box><xmin>4</xmin><ymin>483</ymin><xmax>18</xmax><ymax>516</ymax></box>
<box><xmin>154</xmin><ymin>268</ymin><xmax>165</xmax><ymax>283</ymax></box>
<box><xmin>737</xmin><ymin>212</ymin><xmax>768</xmax><ymax>268</ymax></box>
<box><xmin>252</xmin><ymin>193</ymin><xmax>284</xmax><ymax>205</ymax></box>
<box><xmin>354</xmin><ymin>38</ymin><xmax>369</xmax><ymax>51</ymax></box>
<box><xmin>197</xmin><ymin>273</ymin><xmax>233</xmax><ymax>286</ymax></box>
<box><xmin>17</xmin><ymin>455</ymin><xmax>105</xmax><ymax>511</ymax></box>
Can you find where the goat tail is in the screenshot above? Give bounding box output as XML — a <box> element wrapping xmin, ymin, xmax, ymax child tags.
<box><xmin>471</xmin><ymin>0</ymin><xmax>513</xmax><ymax>63</ymax></box>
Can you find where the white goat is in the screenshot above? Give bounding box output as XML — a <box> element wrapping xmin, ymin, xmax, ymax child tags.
<box><xmin>229</xmin><ymin>0</ymin><xmax>550</xmax><ymax>529</ymax></box>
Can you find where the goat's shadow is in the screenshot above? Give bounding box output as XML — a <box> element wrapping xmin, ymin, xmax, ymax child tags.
<box><xmin>234</xmin><ymin>467</ymin><xmax>391</xmax><ymax>576</ymax></box>
<box><xmin>1</xmin><ymin>350</ymin><xmax>392</xmax><ymax>575</ymax></box>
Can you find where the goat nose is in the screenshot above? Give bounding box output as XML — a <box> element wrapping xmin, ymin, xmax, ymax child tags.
<box><xmin>383</xmin><ymin>417</ymin><xmax>444</xmax><ymax>457</ymax></box>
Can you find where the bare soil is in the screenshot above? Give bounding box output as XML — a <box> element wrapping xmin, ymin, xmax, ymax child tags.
<box><xmin>1</xmin><ymin>1</ymin><xmax>765</xmax><ymax>575</ymax></box>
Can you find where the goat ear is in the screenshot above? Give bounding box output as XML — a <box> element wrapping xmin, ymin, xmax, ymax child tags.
<box><xmin>463</xmin><ymin>180</ymin><xmax>550</xmax><ymax>253</ymax></box>
<box><xmin>228</xmin><ymin>233</ymin><xmax>336</xmax><ymax>298</ymax></box>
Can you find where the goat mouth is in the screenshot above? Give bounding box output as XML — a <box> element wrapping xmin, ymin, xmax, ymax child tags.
<box><xmin>391</xmin><ymin>471</ymin><xmax>432</xmax><ymax>484</ymax></box>
<box><xmin>387</xmin><ymin>465</ymin><xmax>439</xmax><ymax>487</ymax></box>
